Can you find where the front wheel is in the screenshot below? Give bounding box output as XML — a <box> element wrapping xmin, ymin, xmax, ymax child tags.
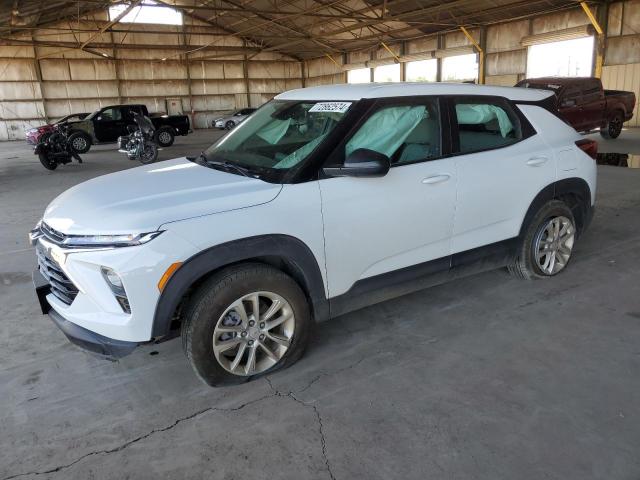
<box><xmin>138</xmin><ymin>144</ymin><xmax>158</xmax><ymax>164</ymax></box>
<box><xmin>68</xmin><ymin>132</ymin><xmax>91</xmax><ymax>153</ymax></box>
<box><xmin>508</xmin><ymin>200</ymin><xmax>576</xmax><ymax>279</ymax></box>
<box><xmin>38</xmin><ymin>151</ymin><xmax>58</xmax><ymax>170</ymax></box>
<box><xmin>181</xmin><ymin>263</ymin><xmax>312</xmax><ymax>387</ymax></box>
<box><xmin>600</xmin><ymin>113</ymin><xmax>623</xmax><ymax>139</ymax></box>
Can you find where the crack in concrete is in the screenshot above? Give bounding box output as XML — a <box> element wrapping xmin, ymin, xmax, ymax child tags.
<box><xmin>297</xmin><ymin>356</ymin><xmax>368</xmax><ymax>394</ymax></box>
<box><xmin>1</xmin><ymin>394</ymin><xmax>275</xmax><ymax>480</ymax></box>
<box><xmin>265</xmin><ymin>377</ymin><xmax>336</xmax><ymax>480</ymax></box>
<box><xmin>5</xmin><ymin>360</ymin><xmax>364</xmax><ymax>480</ymax></box>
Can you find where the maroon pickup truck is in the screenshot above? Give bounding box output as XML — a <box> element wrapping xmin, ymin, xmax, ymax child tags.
<box><xmin>515</xmin><ymin>77</ymin><xmax>636</xmax><ymax>139</ymax></box>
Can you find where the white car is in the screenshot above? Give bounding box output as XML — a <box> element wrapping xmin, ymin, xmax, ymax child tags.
<box><xmin>30</xmin><ymin>83</ymin><xmax>597</xmax><ymax>386</ymax></box>
<box><xmin>213</xmin><ymin>108</ymin><xmax>257</xmax><ymax>130</ymax></box>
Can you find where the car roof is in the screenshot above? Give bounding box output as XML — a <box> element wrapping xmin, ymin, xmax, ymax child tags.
<box><xmin>275</xmin><ymin>82</ymin><xmax>554</xmax><ymax>102</ymax></box>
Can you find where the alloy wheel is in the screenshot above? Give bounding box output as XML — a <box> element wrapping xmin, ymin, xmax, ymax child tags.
<box><xmin>212</xmin><ymin>291</ymin><xmax>295</xmax><ymax>376</ymax></box>
<box><xmin>158</xmin><ymin>131</ymin><xmax>171</xmax><ymax>144</ymax></box>
<box><xmin>610</xmin><ymin>116</ymin><xmax>622</xmax><ymax>137</ymax></box>
<box><xmin>72</xmin><ymin>137</ymin><xmax>86</xmax><ymax>151</ymax></box>
<box><xmin>534</xmin><ymin>215</ymin><xmax>575</xmax><ymax>275</ymax></box>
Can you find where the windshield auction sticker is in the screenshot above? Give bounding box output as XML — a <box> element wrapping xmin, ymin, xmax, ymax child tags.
<box><xmin>309</xmin><ymin>102</ymin><xmax>352</xmax><ymax>113</ymax></box>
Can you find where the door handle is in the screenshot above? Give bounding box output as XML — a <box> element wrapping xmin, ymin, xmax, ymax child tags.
<box><xmin>526</xmin><ymin>157</ymin><xmax>549</xmax><ymax>167</ymax></box>
<box><xmin>422</xmin><ymin>174</ymin><xmax>451</xmax><ymax>185</ymax></box>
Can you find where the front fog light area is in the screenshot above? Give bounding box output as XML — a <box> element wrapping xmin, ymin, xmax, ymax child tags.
<box><xmin>101</xmin><ymin>267</ymin><xmax>131</xmax><ymax>314</ymax></box>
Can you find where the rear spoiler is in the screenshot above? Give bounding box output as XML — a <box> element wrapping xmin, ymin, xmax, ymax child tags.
<box><xmin>514</xmin><ymin>93</ymin><xmax>565</xmax><ymax>123</ymax></box>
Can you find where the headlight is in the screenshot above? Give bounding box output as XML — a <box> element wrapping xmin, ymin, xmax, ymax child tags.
<box><xmin>61</xmin><ymin>231</ymin><xmax>163</xmax><ymax>248</ymax></box>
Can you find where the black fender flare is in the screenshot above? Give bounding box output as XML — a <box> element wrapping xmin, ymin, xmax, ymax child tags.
<box><xmin>151</xmin><ymin>234</ymin><xmax>329</xmax><ymax>338</ymax></box>
<box><xmin>519</xmin><ymin>178</ymin><xmax>593</xmax><ymax>237</ymax></box>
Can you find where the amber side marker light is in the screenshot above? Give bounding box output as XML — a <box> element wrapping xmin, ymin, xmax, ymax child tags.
<box><xmin>158</xmin><ymin>262</ymin><xmax>182</xmax><ymax>292</ymax></box>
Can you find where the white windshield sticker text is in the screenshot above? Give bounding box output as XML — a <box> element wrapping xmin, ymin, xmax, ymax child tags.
<box><xmin>309</xmin><ymin>102</ymin><xmax>352</xmax><ymax>113</ymax></box>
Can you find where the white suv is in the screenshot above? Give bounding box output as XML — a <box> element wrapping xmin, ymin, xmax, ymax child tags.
<box><xmin>30</xmin><ymin>83</ymin><xmax>597</xmax><ymax>386</ymax></box>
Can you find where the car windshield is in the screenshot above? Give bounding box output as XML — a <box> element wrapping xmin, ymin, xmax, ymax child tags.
<box><xmin>202</xmin><ymin>100</ymin><xmax>352</xmax><ymax>180</ymax></box>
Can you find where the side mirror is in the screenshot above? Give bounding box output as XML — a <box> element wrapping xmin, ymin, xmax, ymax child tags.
<box><xmin>96</xmin><ymin>116</ymin><xmax>102</xmax><ymax>121</ymax></box>
<box><xmin>323</xmin><ymin>148</ymin><xmax>390</xmax><ymax>178</ymax></box>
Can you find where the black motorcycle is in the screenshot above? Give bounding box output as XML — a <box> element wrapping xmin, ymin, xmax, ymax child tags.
<box><xmin>34</xmin><ymin>123</ymin><xmax>82</xmax><ymax>171</ymax></box>
<box><xmin>117</xmin><ymin>112</ymin><xmax>158</xmax><ymax>164</ymax></box>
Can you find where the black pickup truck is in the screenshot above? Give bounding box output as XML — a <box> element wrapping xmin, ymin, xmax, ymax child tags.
<box><xmin>64</xmin><ymin>104</ymin><xmax>191</xmax><ymax>153</ymax></box>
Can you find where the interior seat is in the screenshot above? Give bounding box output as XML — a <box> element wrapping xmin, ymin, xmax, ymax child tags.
<box><xmin>396</xmin><ymin>117</ymin><xmax>440</xmax><ymax>164</ymax></box>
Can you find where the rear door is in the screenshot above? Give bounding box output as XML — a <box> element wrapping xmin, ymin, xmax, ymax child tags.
<box><xmin>319</xmin><ymin>97</ymin><xmax>457</xmax><ymax>298</ymax></box>
<box><xmin>558</xmin><ymin>85</ymin><xmax>585</xmax><ymax>131</ymax></box>
<box><xmin>448</xmin><ymin>96</ymin><xmax>556</xmax><ymax>255</ymax></box>
<box><xmin>580</xmin><ymin>79</ymin><xmax>605</xmax><ymax>130</ymax></box>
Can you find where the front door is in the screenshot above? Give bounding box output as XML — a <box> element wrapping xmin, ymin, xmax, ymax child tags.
<box><xmin>95</xmin><ymin>107</ymin><xmax>125</xmax><ymax>142</ymax></box>
<box><xmin>319</xmin><ymin>97</ymin><xmax>457</xmax><ymax>299</ymax></box>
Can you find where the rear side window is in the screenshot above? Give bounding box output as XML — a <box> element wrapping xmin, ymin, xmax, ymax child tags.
<box><xmin>582</xmin><ymin>79</ymin><xmax>602</xmax><ymax>103</ymax></box>
<box><xmin>452</xmin><ymin>98</ymin><xmax>522</xmax><ymax>154</ymax></box>
<box><xmin>560</xmin><ymin>86</ymin><xmax>582</xmax><ymax>107</ymax></box>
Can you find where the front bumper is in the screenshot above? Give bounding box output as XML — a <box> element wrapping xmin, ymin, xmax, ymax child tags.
<box><xmin>33</xmin><ymin>269</ymin><xmax>138</xmax><ymax>358</ymax></box>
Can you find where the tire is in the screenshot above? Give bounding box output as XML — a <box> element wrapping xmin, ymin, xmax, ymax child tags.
<box><xmin>508</xmin><ymin>200</ymin><xmax>577</xmax><ymax>279</ymax></box>
<box><xmin>68</xmin><ymin>132</ymin><xmax>91</xmax><ymax>153</ymax></box>
<box><xmin>38</xmin><ymin>151</ymin><xmax>57</xmax><ymax>170</ymax></box>
<box><xmin>181</xmin><ymin>263</ymin><xmax>312</xmax><ymax>387</ymax></box>
<box><xmin>138</xmin><ymin>144</ymin><xmax>158</xmax><ymax>164</ymax></box>
<box><xmin>155</xmin><ymin>127</ymin><xmax>175</xmax><ymax>147</ymax></box>
<box><xmin>225</xmin><ymin>121</ymin><xmax>235</xmax><ymax>130</ymax></box>
<box><xmin>600</xmin><ymin>112</ymin><xmax>623</xmax><ymax>139</ymax></box>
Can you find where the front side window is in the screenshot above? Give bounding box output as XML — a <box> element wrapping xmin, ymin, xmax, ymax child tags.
<box><xmin>100</xmin><ymin>108</ymin><xmax>121</xmax><ymax>121</ymax></box>
<box><xmin>453</xmin><ymin>98</ymin><xmax>521</xmax><ymax>154</ymax></box>
<box><xmin>344</xmin><ymin>99</ymin><xmax>441</xmax><ymax>165</ymax></box>
<box><xmin>203</xmin><ymin>100</ymin><xmax>352</xmax><ymax>180</ymax></box>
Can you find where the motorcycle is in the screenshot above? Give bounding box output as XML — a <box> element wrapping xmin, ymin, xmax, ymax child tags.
<box><xmin>34</xmin><ymin>123</ymin><xmax>82</xmax><ymax>171</ymax></box>
<box><xmin>117</xmin><ymin>111</ymin><xmax>158</xmax><ymax>164</ymax></box>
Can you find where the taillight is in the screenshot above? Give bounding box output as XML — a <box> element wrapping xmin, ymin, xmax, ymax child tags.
<box><xmin>575</xmin><ymin>139</ymin><xmax>598</xmax><ymax>160</ymax></box>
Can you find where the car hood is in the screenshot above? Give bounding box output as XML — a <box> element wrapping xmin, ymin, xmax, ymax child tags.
<box><xmin>43</xmin><ymin>158</ymin><xmax>282</xmax><ymax>235</ymax></box>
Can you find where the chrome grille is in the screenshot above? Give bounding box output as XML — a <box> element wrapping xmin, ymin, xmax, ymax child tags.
<box><xmin>36</xmin><ymin>244</ymin><xmax>78</xmax><ymax>305</ymax></box>
<box><xmin>40</xmin><ymin>222</ymin><xmax>67</xmax><ymax>245</ymax></box>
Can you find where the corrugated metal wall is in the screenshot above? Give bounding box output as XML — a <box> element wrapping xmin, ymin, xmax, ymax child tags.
<box><xmin>3</xmin><ymin>2</ymin><xmax>640</xmax><ymax>140</ymax></box>
<box><xmin>601</xmin><ymin>0</ymin><xmax>640</xmax><ymax>127</ymax></box>
<box><xmin>303</xmin><ymin>0</ymin><xmax>640</xmax><ymax>120</ymax></box>
<box><xmin>602</xmin><ymin>64</ymin><xmax>640</xmax><ymax>127</ymax></box>
<box><xmin>0</xmin><ymin>12</ymin><xmax>303</xmax><ymax>140</ymax></box>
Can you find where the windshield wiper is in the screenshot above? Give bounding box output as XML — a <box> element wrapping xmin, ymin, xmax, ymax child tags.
<box><xmin>208</xmin><ymin>160</ymin><xmax>254</xmax><ymax>177</ymax></box>
<box><xmin>188</xmin><ymin>152</ymin><xmax>255</xmax><ymax>178</ymax></box>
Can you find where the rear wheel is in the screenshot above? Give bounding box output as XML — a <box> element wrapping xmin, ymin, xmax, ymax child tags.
<box><xmin>225</xmin><ymin>120</ymin><xmax>235</xmax><ymax>130</ymax></box>
<box><xmin>68</xmin><ymin>132</ymin><xmax>91</xmax><ymax>153</ymax></box>
<box><xmin>155</xmin><ymin>127</ymin><xmax>175</xmax><ymax>147</ymax></box>
<box><xmin>38</xmin><ymin>151</ymin><xmax>57</xmax><ymax>170</ymax></box>
<box><xmin>600</xmin><ymin>112</ymin><xmax>623</xmax><ymax>139</ymax></box>
<box><xmin>181</xmin><ymin>263</ymin><xmax>312</xmax><ymax>387</ymax></box>
<box><xmin>508</xmin><ymin>200</ymin><xmax>576</xmax><ymax>279</ymax></box>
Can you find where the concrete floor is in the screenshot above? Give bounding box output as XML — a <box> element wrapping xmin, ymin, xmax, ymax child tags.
<box><xmin>1</xmin><ymin>128</ymin><xmax>640</xmax><ymax>480</ymax></box>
